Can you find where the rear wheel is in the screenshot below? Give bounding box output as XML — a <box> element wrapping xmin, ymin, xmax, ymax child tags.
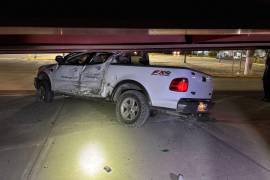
<box><xmin>116</xmin><ymin>90</ymin><xmax>150</xmax><ymax>127</ymax></box>
<box><xmin>36</xmin><ymin>80</ymin><xmax>54</xmax><ymax>103</ymax></box>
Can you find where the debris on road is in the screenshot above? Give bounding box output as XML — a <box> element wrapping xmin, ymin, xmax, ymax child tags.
<box><xmin>104</xmin><ymin>165</ymin><xmax>112</xmax><ymax>173</ymax></box>
<box><xmin>161</xmin><ymin>149</ymin><xmax>169</xmax><ymax>152</ymax></box>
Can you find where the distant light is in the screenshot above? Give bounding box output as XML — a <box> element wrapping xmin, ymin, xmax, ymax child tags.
<box><xmin>134</xmin><ymin>51</ymin><xmax>138</xmax><ymax>55</ymax></box>
<box><xmin>173</xmin><ymin>51</ymin><xmax>180</xmax><ymax>56</ymax></box>
<box><xmin>80</xmin><ymin>144</ymin><xmax>105</xmax><ymax>175</ymax></box>
<box><xmin>237</xmin><ymin>29</ymin><xmax>241</xmax><ymax>35</ymax></box>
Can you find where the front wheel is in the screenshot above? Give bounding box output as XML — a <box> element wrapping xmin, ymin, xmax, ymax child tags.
<box><xmin>36</xmin><ymin>80</ymin><xmax>54</xmax><ymax>103</ymax></box>
<box><xmin>116</xmin><ymin>90</ymin><xmax>150</xmax><ymax>127</ymax></box>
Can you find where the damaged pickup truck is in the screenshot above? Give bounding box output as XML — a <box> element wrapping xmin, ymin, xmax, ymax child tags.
<box><xmin>34</xmin><ymin>52</ymin><xmax>213</xmax><ymax>127</ymax></box>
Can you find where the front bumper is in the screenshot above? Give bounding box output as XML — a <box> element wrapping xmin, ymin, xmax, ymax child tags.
<box><xmin>177</xmin><ymin>98</ymin><xmax>213</xmax><ymax>114</ymax></box>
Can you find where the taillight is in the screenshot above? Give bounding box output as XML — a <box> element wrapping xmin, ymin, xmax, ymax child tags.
<box><xmin>169</xmin><ymin>78</ymin><xmax>189</xmax><ymax>92</ymax></box>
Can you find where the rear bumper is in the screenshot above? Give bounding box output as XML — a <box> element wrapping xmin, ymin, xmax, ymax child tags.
<box><xmin>176</xmin><ymin>98</ymin><xmax>213</xmax><ymax>114</ymax></box>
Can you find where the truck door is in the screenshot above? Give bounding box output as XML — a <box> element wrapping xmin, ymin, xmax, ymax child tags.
<box><xmin>79</xmin><ymin>53</ymin><xmax>111</xmax><ymax>95</ymax></box>
<box><xmin>53</xmin><ymin>53</ymin><xmax>91</xmax><ymax>94</ymax></box>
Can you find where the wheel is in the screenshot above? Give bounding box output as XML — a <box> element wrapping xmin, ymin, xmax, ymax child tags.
<box><xmin>116</xmin><ymin>90</ymin><xmax>150</xmax><ymax>127</ymax></box>
<box><xmin>36</xmin><ymin>80</ymin><xmax>54</xmax><ymax>103</ymax></box>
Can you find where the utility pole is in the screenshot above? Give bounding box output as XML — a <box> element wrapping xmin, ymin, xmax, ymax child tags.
<box><xmin>218</xmin><ymin>51</ymin><xmax>221</xmax><ymax>63</ymax></box>
<box><xmin>184</xmin><ymin>51</ymin><xmax>187</xmax><ymax>63</ymax></box>
<box><xmin>244</xmin><ymin>50</ymin><xmax>254</xmax><ymax>75</ymax></box>
<box><xmin>232</xmin><ymin>55</ymin><xmax>235</xmax><ymax>75</ymax></box>
<box><xmin>239</xmin><ymin>50</ymin><xmax>243</xmax><ymax>73</ymax></box>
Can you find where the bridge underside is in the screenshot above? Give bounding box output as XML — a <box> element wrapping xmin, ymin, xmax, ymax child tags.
<box><xmin>0</xmin><ymin>28</ymin><xmax>270</xmax><ymax>53</ymax></box>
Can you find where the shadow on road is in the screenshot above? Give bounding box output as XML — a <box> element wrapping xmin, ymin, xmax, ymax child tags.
<box><xmin>0</xmin><ymin>96</ymin><xmax>64</xmax><ymax>146</ymax></box>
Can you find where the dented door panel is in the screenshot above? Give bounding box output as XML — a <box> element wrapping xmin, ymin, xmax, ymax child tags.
<box><xmin>53</xmin><ymin>65</ymin><xmax>83</xmax><ymax>94</ymax></box>
<box><xmin>79</xmin><ymin>64</ymin><xmax>106</xmax><ymax>96</ymax></box>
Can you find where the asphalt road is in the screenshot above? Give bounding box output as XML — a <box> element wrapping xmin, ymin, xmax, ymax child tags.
<box><xmin>0</xmin><ymin>92</ymin><xmax>270</xmax><ymax>180</ymax></box>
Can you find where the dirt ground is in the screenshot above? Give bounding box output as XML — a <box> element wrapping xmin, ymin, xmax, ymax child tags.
<box><xmin>149</xmin><ymin>53</ymin><xmax>265</xmax><ymax>77</ymax></box>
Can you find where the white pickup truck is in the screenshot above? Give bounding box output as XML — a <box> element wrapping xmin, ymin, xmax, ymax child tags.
<box><xmin>34</xmin><ymin>52</ymin><xmax>213</xmax><ymax>127</ymax></box>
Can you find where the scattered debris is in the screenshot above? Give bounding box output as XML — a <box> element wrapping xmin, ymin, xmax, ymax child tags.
<box><xmin>104</xmin><ymin>165</ymin><xmax>112</xmax><ymax>173</ymax></box>
<box><xmin>161</xmin><ymin>149</ymin><xmax>169</xmax><ymax>152</ymax></box>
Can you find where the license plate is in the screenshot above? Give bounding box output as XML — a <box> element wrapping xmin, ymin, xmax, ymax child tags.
<box><xmin>197</xmin><ymin>102</ymin><xmax>208</xmax><ymax>112</ymax></box>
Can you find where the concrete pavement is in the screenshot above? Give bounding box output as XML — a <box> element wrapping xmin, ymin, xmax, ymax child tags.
<box><xmin>0</xmin><ymin>93</ymin><xmax>270</xmax><ymax>180</ymax></box>
<box><xmin>0</xmin><ymin>96</ymin><xmax>65</xmax><ymax>180</ymax></box>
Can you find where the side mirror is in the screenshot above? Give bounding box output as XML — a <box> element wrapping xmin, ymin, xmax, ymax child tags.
<box><xmin>55</xmin><ymin>55</ymin><xmax>64</xmax><ymax>64</ymax></box>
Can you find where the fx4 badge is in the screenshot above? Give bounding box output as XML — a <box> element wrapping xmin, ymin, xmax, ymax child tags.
<box><xmin>151</xmin><ymin>70</ymin><xmax>171</xmax><ymax>76</ymax></box>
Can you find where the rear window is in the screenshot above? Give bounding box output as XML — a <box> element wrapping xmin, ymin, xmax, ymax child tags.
<box><xmin>113</xmin><ymin>52</ymin><xmax>150</xmax><ymax>66</ymax></box>
<box><xmin>89</xmin><ymin>53</ymin><xmax>112</xmax><ymax>65</ymax></box>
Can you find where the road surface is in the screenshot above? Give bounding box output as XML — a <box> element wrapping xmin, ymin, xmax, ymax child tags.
<box><xmin>0</xmin><ymin>92</ymin><xmax>270</xmax><ymax>180</ymax></box>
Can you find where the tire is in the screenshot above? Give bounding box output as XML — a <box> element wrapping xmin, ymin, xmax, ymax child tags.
<box><xmin>36</xmin><ymin>80</ymin><xmax>54</xmax><ymax>103</ymax></box>
<box><xmin>116</xmin><ymin>90</ymin><xmax>150</xmax><ymax>127</ymax></box>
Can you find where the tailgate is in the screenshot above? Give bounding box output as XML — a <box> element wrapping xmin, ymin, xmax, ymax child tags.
<box><xmin>188</xmin><ymin>71</ymin><xmax>213</xmax><ymax>99</ymax></box>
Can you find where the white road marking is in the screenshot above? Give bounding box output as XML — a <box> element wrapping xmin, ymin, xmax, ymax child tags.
<box><xmin>22</xmin><ymin>100</ymin><xmax>65</xmax><ymax>180</ymax></box>
<box><xmin>24</xmin><ymin>138</ymin><xmax>55</xmax><ymax>180</ymax></box>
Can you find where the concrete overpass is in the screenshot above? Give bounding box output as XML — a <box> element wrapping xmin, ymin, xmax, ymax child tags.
<box><xmin>0</xmin><ymin>28</ymin><xmax>270</xmax><ymax>53</ymax></box>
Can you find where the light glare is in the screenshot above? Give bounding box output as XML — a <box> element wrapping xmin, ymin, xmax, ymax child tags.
<box><xmin>80</xmin><ymin>144</ymin><xmax>105</xmax><ymax>175</ymax></box>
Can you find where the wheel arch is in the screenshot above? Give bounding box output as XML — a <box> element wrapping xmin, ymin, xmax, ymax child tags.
<box><xmin>111</xmin><ymin>80</ymin><xmax>152</xmax><ymax>105</ymax></box>
<box><xmin>37</xmin><ymin>72</ymin><xmax>52</xmax><ymax>89</ymax></box>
